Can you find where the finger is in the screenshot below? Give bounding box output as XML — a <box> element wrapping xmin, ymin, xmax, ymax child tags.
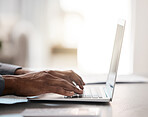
<box><xmin>46</xmin><ymin>73</ymin><xmax>83</xmax><ymax>94</ymax></box>
<box><xmin>75</xmin><ymin>74</ymin><xmax>85</xmax><ymax>85</ymax></box>
<box><xmin>67</xmin><ymin>70</ymin><xmax>84</xmax><ymax>89</ymax></box>
<box><xmin>56</xmin><ymin>79</ymin><xmax>83</xmax><ymax>94</ymax></box>
<box><xmin>61</xmin><ymin>71</ymin><xmax>85</xmax><ymax>85</ymax></box>
<box><xmin>52</xmin><ymin>70</ymin><xmax>84</xmax><ymax>89</ymax></box>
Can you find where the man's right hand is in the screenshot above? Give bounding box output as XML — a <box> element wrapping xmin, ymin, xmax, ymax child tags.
<box><xmin>2</xmin><ymin>70</ymin><xmax>85</xmax><ymax>96</ymax></box>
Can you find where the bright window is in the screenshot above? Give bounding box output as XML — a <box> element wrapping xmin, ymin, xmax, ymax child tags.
<box><xmin>59</xmin><ymin>0</ymin><xmax>132</xmax><ymax>74</ymax></box>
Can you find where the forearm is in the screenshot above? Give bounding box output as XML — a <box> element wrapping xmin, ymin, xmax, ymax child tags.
<box><xmin>2</xmin><ymin>75</ymin><xmax>18</xmax><ymax>95</ymax></box>
<box><xmin>2</xmin><ymin>69</ymin><xmax>33</xmax><ymax>95</ymax></box>
<box><xmin>0</xmin><ymin>63</ymin><xmax>32</xmax><ymax>95</ymax></box>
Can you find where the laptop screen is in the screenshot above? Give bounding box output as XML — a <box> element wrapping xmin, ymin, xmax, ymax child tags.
<box><xmin>105</xmin><ymin>20</ymin><xmax>126</xmax><ymax>100</ymax></box>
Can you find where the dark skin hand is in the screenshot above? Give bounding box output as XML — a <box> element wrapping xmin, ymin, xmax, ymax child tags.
<box><xmin>2</xmin><ymin>69</ymin><xmax>85</xmax><ymax>96</ymax></box>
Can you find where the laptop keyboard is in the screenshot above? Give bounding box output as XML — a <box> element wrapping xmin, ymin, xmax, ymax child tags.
<box><xmin>64</xmin><ymin>87</ymin><xmax>103</xmax><ymax>99</ymax></box>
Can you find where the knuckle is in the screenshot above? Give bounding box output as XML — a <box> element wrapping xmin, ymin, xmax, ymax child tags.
<box><xmin>67</xmin><ymin>70</ymin><xmax>74</xmax><ymax>77</ymax></box>
<box><xmin>39</xmin><ymin>71</ymin><xmax>48</xmax><ymax>76</ymax></box>
<box><xmin>48</xmin><ymin>70</ymin><xmax>54</xmax><ymax>74</ymax></box>
<box><xmin>69</xmin><ymin>70</ymin><xmax>74</xmax><ymax>73</ymax></box>
<box><xmin>41</xmin><ymin>70</ymin><xmax>47</xmax><ymax>73</ymax></box>
<box><xmin>38</xmin><ymin>71</ymin><xmax>44</xmax><ymax>75</ymax></box>
<box><xmin>44</xmin><ymin>73</ymin><xmax>49</xmax><ymax>78</ymax></box>
<box><xmin>60</xmin><ymin>80</ymin><xmax>67</xmax><ymax>84</ymax></box>
<box><xmin>67</xmin><ymin>70</ymin><xmax>73</xmax><ymax>75</ymax></box>
<box><xmin>64</xmin><ymin>75</ymin><xmax>69</xmax><ymax>79</ymax></box>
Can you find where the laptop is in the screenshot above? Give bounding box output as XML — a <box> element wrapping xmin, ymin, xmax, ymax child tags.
<box><xmin>29</xmin><ymin>19</ymin><xmax>126</xmax><ymax>103</ymax></box>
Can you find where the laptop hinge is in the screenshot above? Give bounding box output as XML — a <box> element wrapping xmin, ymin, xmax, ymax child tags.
<box><xmin>104</xmin><ymin>87</ymin><xmax>112</xmax><ymax>101</ymax></box>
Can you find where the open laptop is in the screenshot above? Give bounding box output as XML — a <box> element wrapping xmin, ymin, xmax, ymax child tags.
<box><xmin>29</xmin><ymin>19</ymin><xmax>126</xmax><ymax>103</ymax></box>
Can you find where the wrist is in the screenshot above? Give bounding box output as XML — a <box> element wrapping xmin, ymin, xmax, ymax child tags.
<box><xmin>2</xmin><ymin>75</ymin><xmax>18</xmax><ymax>95</ymax></box>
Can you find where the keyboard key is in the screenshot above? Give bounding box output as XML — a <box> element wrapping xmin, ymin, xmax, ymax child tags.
<box><xmin>83</xmin><ymin>88</ymin><xmax>92</xmax><ymax>98</ymax></box>
<box><xmin>64</xmin><ymin>87</ymin><xmax>103</xmax><ymax>99</ymax></box>
<box><xmin>90</xmin><ymin>88</ymin><xmax>99</xmax><ymax>98</ymax></box>
<box><xmin>96</xmin><ymin>88</ymin><xmax>102</xmax><ymax>98</ymax></box>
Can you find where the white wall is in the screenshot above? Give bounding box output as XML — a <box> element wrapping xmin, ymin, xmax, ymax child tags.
<box><xmin>0</xmin><ymin>0</ymin><xmax>20</xmax><ymax>16</ymax></box>
<box><xmin>20</xmin><ymin>0</ymin><xmax>50</xmax><ymax>68</ymax></box>
<box><xmin>0</xmin><ymin>0</ymin><xmax>52</xmax><ymax>68</ymax></box>
<box><xmin>133</xmin><ymin>0</ymin><xmax>148</xmax><ymax>76</ymax></box>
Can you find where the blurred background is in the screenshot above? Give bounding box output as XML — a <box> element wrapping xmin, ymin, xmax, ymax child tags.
<box><xmin>0</xmin><ymin>0</ymin><xmax>148</xmax><ymax>76</ymax></box>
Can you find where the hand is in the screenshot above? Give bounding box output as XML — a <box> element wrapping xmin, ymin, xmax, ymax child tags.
<box><xmin>47</xmin><ymin>70</ymin><xmax>85</xmax><ymax>89</ymax></box>
<box><xmin>3</xmin><ymin>70</ymin><xmax>85</xmax><ymax>96</ymax></box>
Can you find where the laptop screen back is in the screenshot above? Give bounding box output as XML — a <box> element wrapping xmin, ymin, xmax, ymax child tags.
<box><xmin>105</xmin><ymin>20</ymin><xmax>126</xmax><ymax>100</ymax></box>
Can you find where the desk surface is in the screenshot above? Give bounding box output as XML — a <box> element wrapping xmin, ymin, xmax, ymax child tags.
<box><xmin>0</xmin><ymin>83</ymin><xmax>148</xmax><ymax>117</ymax></box>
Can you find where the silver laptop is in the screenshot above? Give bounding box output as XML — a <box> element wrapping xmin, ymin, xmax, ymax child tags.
<box><xmin>29</xmin><ymin>20</ymin><xmax>126</xmax><ymax>103</ymax></box>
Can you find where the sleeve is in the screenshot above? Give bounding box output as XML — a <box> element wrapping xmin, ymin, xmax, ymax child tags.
<box><xmin>0</xmin><ymin>75</ymin><xmax>5</xmax><ymax>95</ymax></box>
<box><xmin>0</xmin><ymin>63</ymin><xmax>22</xmax><ymax>75</ymax></box>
